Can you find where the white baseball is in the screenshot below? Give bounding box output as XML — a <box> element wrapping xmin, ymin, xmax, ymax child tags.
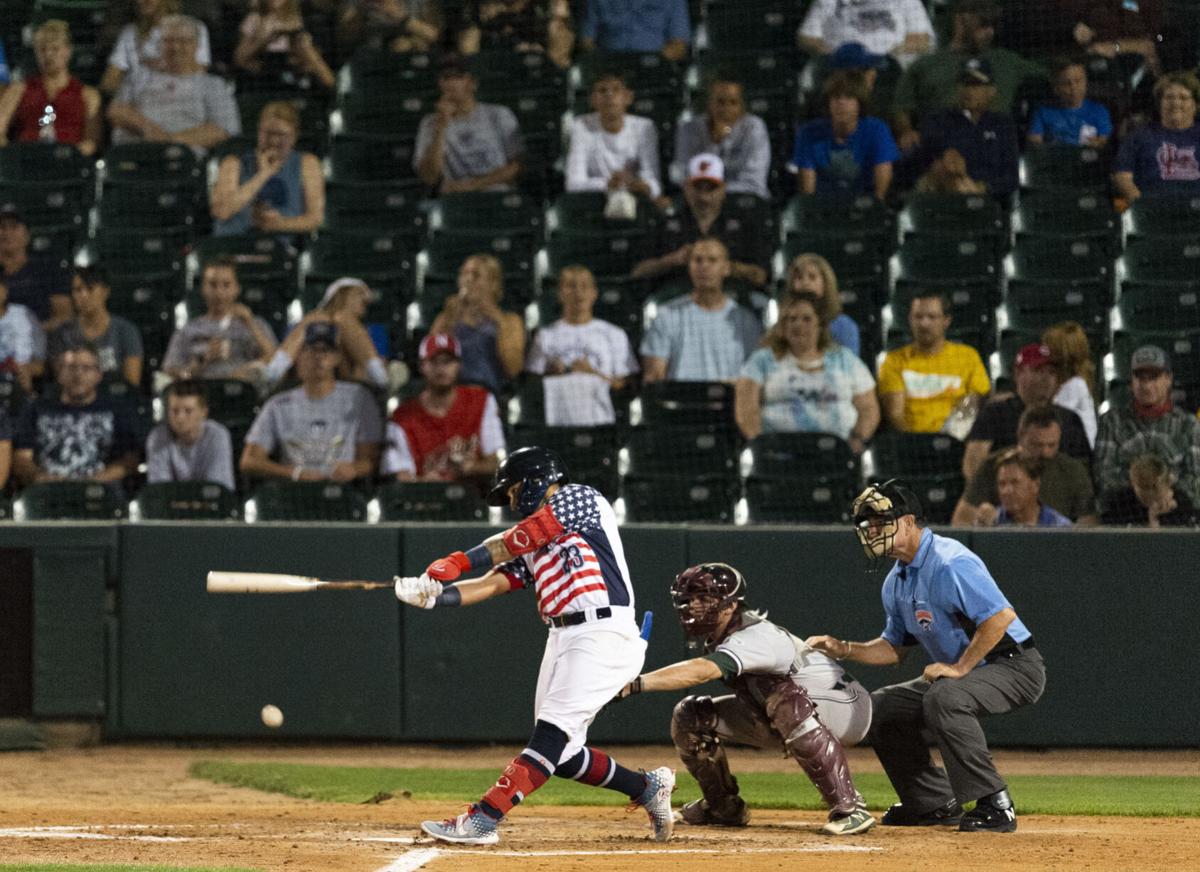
<box><xmin>260</xmin><ymin>704</ymin><xmax>284</xmax><ymax>729</ymax></box>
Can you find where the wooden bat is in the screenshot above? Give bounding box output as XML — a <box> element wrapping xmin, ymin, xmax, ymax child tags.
<box><xmin>207</xmin><ymin>571</ymin><xmax>393</xmax><ymax>594</ymax></box>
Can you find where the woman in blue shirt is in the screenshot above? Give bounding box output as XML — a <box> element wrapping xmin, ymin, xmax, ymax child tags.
<box><xmin>1113</xmin><ymin>71</ymin><xmax>1200</xmax><ymax>201</ymax></box>
<box><xmin>784</xmin><ymin>252</ymin><xmax>860</xmax><ymax>356</ymax></box>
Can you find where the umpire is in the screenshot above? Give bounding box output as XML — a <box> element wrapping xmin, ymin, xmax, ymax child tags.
<box><xmin>807</xmin><ymin>480</ymin><xmax>1046</xmax><ymax>833</ymax></box>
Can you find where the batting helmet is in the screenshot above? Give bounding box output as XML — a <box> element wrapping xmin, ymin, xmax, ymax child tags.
<box><xmin>852</xmin><ymin>479</ymin><xmax>923</xmax><ymax>563</ymax></box>
<box><xmin>487</xmin><ymin>446</ymin><xmax>570</xmax><ymax>517</ymax></box>
<box><xmin>671</xmin><ymin>563</ymin><xmax>747</xmax><ymax>640</ymax></box>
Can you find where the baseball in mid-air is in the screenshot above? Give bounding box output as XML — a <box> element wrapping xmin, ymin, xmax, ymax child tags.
<box><xmin>260</xmin><ymin>704</ymin><xmax>284</xmax><ymax>729</ymax></box>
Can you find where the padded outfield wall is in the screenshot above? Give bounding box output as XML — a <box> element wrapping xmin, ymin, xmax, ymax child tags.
<box><xmin>1</xmin><ymin>523</ymin><xmax>1194</xmax><ymax>746</ymax></box>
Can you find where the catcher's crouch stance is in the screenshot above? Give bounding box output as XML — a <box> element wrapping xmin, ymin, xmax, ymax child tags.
<box><xmin>619</xmin><ymin>563</ymin><xmax>876</xmax><ymax>835</ymax></box>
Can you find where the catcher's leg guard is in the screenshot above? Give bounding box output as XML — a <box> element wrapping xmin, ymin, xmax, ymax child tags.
<box><xmin>671</xmin><ymin>695</ymin><xmax>747</xmax><ymax>824</ymax></box>
<box><xmin>754</xmin><ymin>678</ymin><xmax>860</xmax><ymax>816</ymax></box>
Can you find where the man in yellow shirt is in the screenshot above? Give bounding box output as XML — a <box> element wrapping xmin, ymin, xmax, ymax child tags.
<box><xmin>878</xmin><ymin>291</ymin><xmax>990</xmax><ymax>433</ymax></box>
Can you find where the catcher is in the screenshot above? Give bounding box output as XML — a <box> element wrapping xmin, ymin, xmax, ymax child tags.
<box><xmin>617</xmin><ymin>563</ymin><xmax>876</xmax><ymax>835</ymax></box>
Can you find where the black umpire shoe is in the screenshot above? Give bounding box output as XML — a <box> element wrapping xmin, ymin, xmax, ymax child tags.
<box><xmin>958</xmin><ymin>789</ymin><xmax>1017</xmax><ymax>833</ymax></box>
<box><xmin>881</xmin><ymin>798</ymin><xmax>964</xmax><ymax>826</ymax></box>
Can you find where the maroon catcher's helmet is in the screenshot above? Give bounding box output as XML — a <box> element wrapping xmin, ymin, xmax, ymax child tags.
<box><xmin>671</xmin><ymin>563</ymin><xmax>747</xmax><ymax>639</ymax></box>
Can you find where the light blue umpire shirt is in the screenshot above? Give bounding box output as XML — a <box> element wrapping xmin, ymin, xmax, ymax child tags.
<box><xmin>880</xmin><ymin>528</ymin><xmax>1032</xmax><ymax>666</ymax></box>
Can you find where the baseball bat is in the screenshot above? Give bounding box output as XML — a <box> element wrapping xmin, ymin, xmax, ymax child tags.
<box><xmin>640</xmin><ymin>610</ymin><xmax>653</xmax><ymax>641</ymax></box>
<box><xmin>207</xmin><ymin>571</ymin><xmax>393</xmax><ymax>594</ymax></box>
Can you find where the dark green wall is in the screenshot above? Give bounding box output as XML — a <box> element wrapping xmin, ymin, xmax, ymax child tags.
<box><xmin>6</xmin><ymin>522</ymin><xmax>1199</xmax><ymax>746</ymax></box>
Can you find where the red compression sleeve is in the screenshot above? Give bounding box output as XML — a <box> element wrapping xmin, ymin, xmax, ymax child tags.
<box><xmin>501</xmin><ymin>504</ymin><xmax>564</xmax><ymax>555</ymax></box>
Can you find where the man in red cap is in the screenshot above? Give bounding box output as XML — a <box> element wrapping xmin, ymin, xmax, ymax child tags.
<box><xmin>382</xmin><ymin>332</ymin><xmax>505</xmax><ymax>483</ymax></box>
<box><xmin>962</xmin><ymin>342</ymin><xmax>1090</xmax><ymax>479</ymax></box>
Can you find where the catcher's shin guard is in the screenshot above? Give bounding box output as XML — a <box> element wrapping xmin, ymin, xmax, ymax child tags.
<box><xmin>752</xmin><ymin>677</ymin><xmax>859</xmax><ymax>816</ymax></box>
<box><xmin>671</xmin><ymin>696</ymin><xmax>743</xmax><ymax>811</ymax></box>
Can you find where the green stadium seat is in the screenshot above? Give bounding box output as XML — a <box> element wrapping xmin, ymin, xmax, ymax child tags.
<box><xmin>192</xmin><ymin>378</ymin><xmax>262</xmax><ymax>435</ymax></box>
<box><xmin>14</xmin><ymin>481</ymin><xmax>126</xmax><ymax>521</ymax></box>
<box><xmin>634</xmin><ymin>381</ymin><xmax>736</xmax><ymax>428</ymax></box>
<box><xmin>700</xmin><ymin>0</ymin><xmax>801</xmax><ymax>51</ymax></box>
<box><xmin>1116</xmin><ymin>282</ymin><xmax>1200</xmax><ymax>331</ymax></box>
<box><xmin>301</xmin><ymin>230</ymin><xmax>415</xmax><ymax>301</ymax></box>
<box><xmin>1019</xmin><ymin>144</ymin><xmax>1108</xmax><ymax>192</ymax></box>
<box><xmin>95</xmin><ymin>181</ymin><xmax>203</xmax><ymax>232</ymax></box>
<box><xmin>107</xmin><ymin>271</ymin><xmax>180</xmax><ymax>370</ymax></box>
<box><xmin>546</xmin><ymin>191</ymin><xmax>660</xmax><ymax>235</ymax></box>
<box><xmin>99</xmin><ymin>142</ymin><xmax>203</xmax><ymax>186</ymax></box>
<box><xmin>325</xmin><ymin>136</ymin><xmax>419</xmax><ymax>183</ymax></box>
<box><xmin>324</xmin><ymin>180</ymin><xmax>426</xmax><ymax>237</ymax></box>
<box><xmin>1117</xmin><ymin>237</ymin><xmax>1200</xmax><ymax>286</ymax></box>
<box><xmin>691</xmin><ymin>50</ymin><xmax>799</xmax><ymax>99</ymax></box>
<box><xmin>537</xmin><ymin>231</ymin><xmax>648</xmax><ymax>287</ymax></box>
<box><xmin>622</xmin><ymin>424</ymin><xmax>739</xmax><ymax>478</ymax></box>
<box><xmin>188</xmin><ymin>236</ymin><xmax>297</xmax><ymax>286</ymax></box>
<box><xmin>184</xmin><ymin>271</ymin><xmax>295</xmax><ymax>338</ymax></box>
<box><xmin>247</xmin><ymin>481</ymin><xmax>368</xmax><ymax>522</ymax></box>
<box><xmin>1005</xmin><ymin>235</ymin><xmax>1113</xmax><ymax>302</ymax></box>
<box><xmin>407</xmin><ymin>276</ymin><xmax>456</xmax><ymax>334</ymax></box>
<box><xmin>893</xmin><ymin>234</ymin><xmax>1000</xmax><ymax>288</ymax></box>
<box><xmin>620</xmin><ymin>474</ymin><xmax>740</xmax><ymax>523</ymax></box>
<box><xmin>742</xmin><ymin>432</ymin><xmax>859</xmax><ymax>524</ymax></box>
<box><xmin>532</xmin><ymin>278</ymin><xmax>645</xmax><ymax>335</ymax></box>
<box><xmin>420</xmin><ymin>232</ymin><xmax>537</xmax><ymax>304</ymax></box>
<box><xmin>620</xmin><ymin>421</ymin><xmax>741</xmax><ymax>522</ymax></box>
<box><xmin>509</xmin><ymin>424</ymin><xmax>621</xmax><ymax>499</ymax></box>
<box><xmin>780</xmin><ymin>194</ymin><xmax>895</xmax><ymax>243</ymax></box>
<box><xmin>25</xmin><ymin>223</ymin><xmax>80</xmax><ymax>268</ymax></box>
<box><xmin>337</xmin><ymin>49</ymin><xmax>439</xmax><ymax>99</ymax></box>
<box><xmin>867</xmin><ymin>432</ymin><xmax>964</xmax><ymax>524</ymax></box>
<box><xmin>82</xmin><ymin>227</ymin><xmax>190</xmax><ymax>275</ymax></box>
<box><xmin>31</xmin><ymin>0</ymin><xmax>106</xmax><ymax>46</ymax></box>
<box><xmin>373</xmin><ymin>480</ymin><xmax>488</xmax><ymax>522</ymax></box>
<box><xmin>0</xmin><ymin>372</ymin><xmax>26</xmax><ymax>418</ymax></box>
<box><xmin>507</xmin><ymin>374</ymin><xmax>546</xmax><ymax>426</ymax></box>
<box><xmin>474</xmin><ymin>50</ymin><xmax>567</xmax><ymax>100</ymax></box>
<box><xmin>1123</xmin><ymin>195</ymin><xmax>1200</xmax><ymax>240</ymax></box>
<box><xmin>890</xmin><ymin>279</ymin><xmax>995</xmax><ymax>356</ymax></box>
<box><xmin>1002</xmin><ymin>281</ymin><xmax>1110</xmax><ymax>335</ymax></box>
<box><xmin>428</xmin><ymin>191</ymin><xmax>542</xmax><ymax>237</ymax></box>
<box><xmin>0</xmin><ymin>142</ymin><xmax>92</xmax><ymax>186</ymax></box>
<box><xmin>133</xmin><ymin>482</ymin><xmax>240</xmax><ymax>521</ymax></box>
<box><xmin>1014</xmin><ymin>190</ymin><xmax>1120</xmax><ymax>255</ymax></box>
<box><xmin>0</xmin><ymin>180</ymin><xmax>89</xmax><ymax>231</ymax></box>
<box><xmin>899</xmin><ymin>193</ymin><xmax>1008</xmax><ymax>256</ymax></box>
<box><xmin>331</xmin><ymin>92</ymin><xmax>435</xmax><ymax>141</ymax></box>
<box><xmin>572</xmin><ymin>51</ymin><xmax>683</xmax><ymax>96</ymax></box>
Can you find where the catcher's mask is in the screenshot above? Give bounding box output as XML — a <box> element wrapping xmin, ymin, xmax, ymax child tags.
<box><xmin>671</xmin><ymin>563</ymin><xmax>747</xmax><ymax>641</ymax></box>
<box><xmin>486</xmin><ymin>446</ymin><xmax>569</xmax><ymax>517</ymax></box>
<box><xmin>852</xmin><ymin>480</ymin><xmax>923</xmax><ymax>564</ymax></box>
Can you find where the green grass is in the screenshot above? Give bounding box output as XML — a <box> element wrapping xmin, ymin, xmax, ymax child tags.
<box><xmin>190</xmin><ymin>760</ymin><xmax>1200</xmax><ymax>817</ymax></box>
<box><xmin>0</xmin><ymin>866</ymin><xmax>260</xmax><ymax>872</ymax></box>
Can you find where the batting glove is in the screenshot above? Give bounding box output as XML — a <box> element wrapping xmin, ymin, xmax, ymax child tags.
<box><xmin>426</xmin><ymin>551</ymin><xmax>472</xmax><ymax>581</ymax></box>
<box><xmin>394</xmin><ymin>574</ymin><xmax>442</xmax><ymax>609</ymax></box>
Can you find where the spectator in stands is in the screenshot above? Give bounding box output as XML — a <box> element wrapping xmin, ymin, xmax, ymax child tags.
<box><xmin>383</xmin><ymin>332</ymin><xmax>504</xmax><ymax>482</ymax></box>
<box><xmin>101</xmin><ymin>0</ymin><xmax>213</xmax><ymax>96</ymax></box>
<box><xmin>241</xmin><ymin>322</ymin><xmax>383</xmax><ymax>482</ymax></box>
<box><xmin>0</xmin><ymin>20</ymin><xmax>102</xmax><ymax>156</ymax></box>
<box><xmin>145</xmin><ymin>378</ymin><xmax>235</xmax><ymax>489</ymax></box>
<box><xmin>162</xmin><ymin>256</ymin><xmax>278</xmax><ymax>386</ymax></box>
<box><xmin>1000</xmin><ymin>0</ymin><xmax>1164</xmax><ymax>73</ymax></box>
<box><xmin>565</xmin><ymin>70</ymin><xmax>663</xmax><ymax>203</ymax></box>
<box><xmin>891</xmin><ymin>0</ymin><xmax>1045</xmax><ymax>152</ymax></box>
<box><xmin>1027</xmin><ymin>57</ymin><xmax>1112</xmax><ymax>148</ymax></box>
<box><xmin>827</xmin><ymin>42</ymin><xmax>887</xmax><ymax>98</ymax></box>
<box><xmin>671</xmin><ymin>75</ymin><xmax>771</xmax><ymax>199</ymax></box>
<box><xmin>783</xmin><ymin>252</ymin><xmax>859</xmax><ymax>355</ymax></box>
<box><xmin>641</xmin><ymin>238</ymin><xmax>762</xmax><ymax>383</ymax></box>
<box><xmin>953</xmin><ymin>403</ymin><xmax>1098</xmax><ymax>526</ymax></box>
<box><xmin>13</xmin><ymin>344</ymin><xmax>140</xmax><ymax>485</ymax></box>
<box><xmin>962</xmin><ymin>342</ymin><xmax>1091</xmax><ymax>479</ymax></box>
<box><xmin>911</xmin><ymin>58</ymin><xmax>1020</xmax><ymax>200</ymax></box>
<box><xmin>913</xmin><ymin>145</ymin><xmax>988</xmax><ymax>194</ymax></box>
<box><xmin>234</xmin><ymin>0</ymin><xmax>336</xmax><ymax>90</ymax></box>
<box><xmin>47</xmin><ymin>266</ymin><xmax>143</xmax><ymax>389</ymax></box>
<box><xmin>429</xmin><ymin>254</ymin><xmax>525</xmax><ymax>397</ymax></box>
<box><xmin>414</xmin><ymin>56</ymin><xmax>523</xmax><ymax>194</ymax></box>
<box><xmin>211</xmin><ymin>101</ymin><xmax>326</xmax><ymax>240</ymax></box>
<box><xmin>268</xmin><ymin>278</ymin><xmax>392</xmax><ymax>391</ymax></box>
<box><xmin>525</xmin><ymin>265</ymin><xmax>638</xmax><ymax>426</ymax></box>
<box><xmin>1102</xmin><ymin>452</ymin><xmax>1200</xmax><ymax>527</ymax></box>
<box><xmin>877</xmin><ymin>290</ymin><xmax>990</xmax><ymax>434</ymax></box>
<box><xmin>1112</xmin><ymin>72</ymin><xmax>1200</xmax><ymax>202</ymax></box>
<box><xmin>791</xmin><ymin>70</ymin><xmax>899</xmax><ymax>199</ymax></box>
<box><xmin>632</xmin><ymin>154</ymin><xmax>769</xmax><ymax>289</ymax></box>
<box><xmin>736</xmin><ymin>292</ymin><xmax>879</xmax><ymax>452</ymax></box>
<box><xmin>798</xmin><ymin>0</ymin><xmax>934</xmax><ymax>68</ymax></box>
<box><xmin>108</xmin><ymin>15</ymin><xmax>240</xmax><ymax>154</ymax></box>
<box><xmin>0</xmin><ymin>206</ymin><xmax>71</xmax><ymax>331</ymax></box>
<box><xmin>1096</xmin><ymin>344</ymin><xmax>1200</xmax><ymax>508</ymax></box>
<box><xmin>580</xmin><ymin>0</ymin><xmax>689</xmax><ymax>62</ymax></box>
<box><xmin>983</xmin><ymin>451</ymin><xmax>1073</xmax><ymax>527</ymax></box>
<box><xmin>336</xmin><ymin>0</ymin><xmax>442</xmax><ymax>57</ymax></box>
<box><xmin>1042</xmin><ymin>320</ymin><xmax>1098</xmax><ymax>447</ymax></box>
<box><xmin>458</xmin><ymin>0</ymin><xmax>575</xmax><ymax>69</ymax></box>
<box><xmin>0</xmin><ymin>274</ymin><xmax>43</xmax><ymax>393</ymax></box>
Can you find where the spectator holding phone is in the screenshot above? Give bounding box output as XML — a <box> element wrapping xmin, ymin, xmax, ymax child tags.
<box><xmin>234</xmin><ymin>0</ymin><xmax>335</xmax><ymax>90</ymax></box>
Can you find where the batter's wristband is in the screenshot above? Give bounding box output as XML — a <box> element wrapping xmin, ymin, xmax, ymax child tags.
<box><xmin>464</xmin><ymin>544</ymin><xmax>492</xmax><ymax>571</ymax></box>
<box><xmin>435</xmin><ymin>585</ymin><xmax>462</xmax><ymax>608</ymax></box>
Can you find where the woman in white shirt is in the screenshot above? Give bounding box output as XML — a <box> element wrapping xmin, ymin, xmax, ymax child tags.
<box><xmin>101</xmin><ymin>0</ymin><xmax>212</xmax><ymax>95</ymax></box>
<box><xmin>1043</xmin><ymin>320</ymin><xmax>1098</xmax><ymax>448</ymax></box>
<box><xmin>565</xmin><ymin>70</ymin><xmax>661</xmax><ymax>200</ymax></box>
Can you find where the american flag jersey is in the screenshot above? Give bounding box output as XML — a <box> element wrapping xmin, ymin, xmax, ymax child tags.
<box><xmin>497</xmin><ymin>483</ymin><xmax>634</xmax><ymax>619</ymax></box>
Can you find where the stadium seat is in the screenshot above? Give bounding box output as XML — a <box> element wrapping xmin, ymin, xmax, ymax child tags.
<box><xmin>188</xmin><ymin>236</ymin><xmax>297</xmax><ymax>287</ymax></box>
<box><xmin>132</xmin><ymin>482</ymin><xmax>240</xmax><ymax>521</ymax></box>
<box><xmin>331</xmin><ymin>92</ymin><xmax>434</xmax><ymax>141</ymax></box>
<box><xmin>236</xmin><ymin>91</ymin><xmax>330</xmax><ymax>153</ymax></box>
<box><xmin>1123</xmin><ymin>196</ymin><xmax>1200</xmax><ymax>241</ymax></box>
<box><xmin>193</xmin><ymin>378</ymin><xmax>261</xmax><ymax>437</ymax></box>
<box><xmin>14</xmin><ymin>482</ymin><xmax>126</xmax><ymax>521</ymax></box>
<box><xmin>509</xmin><ymin>424</ymin><xmax>621</xmax><ymax>499</ymax></box>
<box><xmin>247</xmin><ymin>481</ymin><xmax>368</xmax><ymax>522</ymax></box>
<box><xmin>620</xmin><ymin>474</ymin><xmax>740</xmax><ymax>523</ymax></box>
<box><xmin>538</xmin><ymin>232</ymin><xmax>649</xmax><ymax>285</ymax></box>
<box><xmin>532</xmin><ymin>278</ymin><xmax>645</xmax><ymax>335</ymax></box>
<box><xmin>899</xmin><ymin>192</ymin><xmax>1008</xmax><ymax>256</ymax></box>
<box><xmin>867</xmin><ymin>432</ymin><xmax>964</xmax><ymax>524</ymax></box>
<box><xmin>1115</xmin><ymin>282</ymin><xmax>1200</xmax><ymax>331</ymax></box>
<box><xmin>373</xmin><ymin>480</ymin><xmax>488</xmax><ymax>522</ymax></box>
<box><xmin>742</xmin><ymin>432</ymin><xmax>859</xmax><ymax>524</ymax></box>
<box><xmin>571</xmin><ymin>51</ymin><xmax>683</xmax><ymax>97</ymax></box>
<box><xmin>1005</xmin><ymin>235</ymin><xmax>1114</xmax><ymax>302</ymax></box>
<box><xmin>621</xmin><ymin>423</ymin><xmax>741</xmax><ymax>522</ymax></box>
<box><xmin>337</xmin><ymin>49</ymin><xmax>439</xmax><ymax>99</ymax></box>
<box><xmin>0</xmin><ymin>372</ymin><xmax>25</xmax><ymax>418</ymax></box>
<box><xmin>893</xmin><ymin>234</ymin><xmax>999</xmax><ymax>288</ymax></box>
<box><xmin>780</xmin><ymin>194</ymin><xmax>895</xmax><ymax>245</ymax></box>
<box><xmin>99</xmin><ymin>142</ymin><xmax>203</xmax><ymax>185</ymax></box>
<box><xmin>0</xmin><ymin>180</ymin><xmax>88</xmax><ymax>232</ymax></box>
<box><xmin>474</xmin><ymin>49</ymin><xmax>567</xmax><ymax>100</ymax></box>
<box><xmin>0</xmin><ymin>141</ymin><xmax>92</xmax><ymax>186</ymax></box>
<box><xmin>1013</xmin><ymin>191</ymin><xmax>1121</xmax><ymax>255</ymax></box>
<box><xmin>1118</xmin><ymin>237</ymin><xmax>1200</xmax><ymax>287</ymax></box>
<box><xmin>94</xmin><ymin>181</ymin><xmax>203</xmax><ymax>232</ymax></box>
<box><xmin>699</xmin><ymin>0</ymin><xmax>802</xmax><ymax>51</ymax></box>
<box><xmin>546</xmin><ymin>191</ymin><xmax>660</xmax><ymax>235</ymax></box>
<box><xmin>300</xmin><ymin>230</ymin><xmax>415</xmax><ymax>318</ymax></box>
<box><xmin>428</xmin><ymin>191</ymin><xmax>542</xmax><ymax>237</ymax></box>
<box><xmin>1019</xmin><ymin>144</ymin><xmax>1108</xmax><ymax>192</ymax></box>
<box><xmin>633</xmin><ymin>381</ymin><xmax>736</xmax><ymax>428</ymax></box>
<box><xmin>1002</xmin><ymin>280</ymin><xmax>1110</xmax><ymax>336</ymax></box>
<box><xmin>107</xmin><ymin>271</ymin><xmax>180</xmax><ymax>372</ymax></box>
<box><xmin>324</xmin><ymin>180</ymin><xmax>426</xmax><ymax>237</ymax></box>
<box><xmin>83</xmin><ymin>227</ymin><xmax>190</xmax><ymax>275</ymax></box>
<box><xmin>325</xmin><ymin>136</ymin><xmax>418</xmax><ymax>183</ymax></box>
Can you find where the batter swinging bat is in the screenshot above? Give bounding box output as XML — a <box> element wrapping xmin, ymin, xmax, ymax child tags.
<box><xmin>207</xmin><ymin>571</ymin><xmax>393</xmax><ymax>594</ymax></box>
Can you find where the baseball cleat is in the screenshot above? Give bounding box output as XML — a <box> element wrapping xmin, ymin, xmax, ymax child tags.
<box><xmin>821</xmin><ymin>805</ymin><xmax>877</xmax><ymax>836</ymax></box>
<box><xmin>881</xmin><ymin>798</ymin><xmax>963</xmax><ymax>827</ymax></box>
<box><xmin>958</xmin><ymin>789</ymin><xmax>1017</xmax><ymax>833</ymax></box>
<box><xmin>420</xmin><ymin>806</ymin><xmax>500</xmax><ymax>846</ymax></box>
<box><xmin>675</xmin><ymin>796</ymin><xmax>750</xmax><ymax>827</ymax></box>
<box><xmin>632</xmin><ymin>766</ymin><xmax>677</xmax><ymax>842</ymax></box>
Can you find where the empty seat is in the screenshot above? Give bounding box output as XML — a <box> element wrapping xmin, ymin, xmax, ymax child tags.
<box><xmin>0</xmin><ymin>180</ymin><xmax>88</xmax><ymax>231</ymax></box>
<box><xmin>133</xmin><ymin>482</ymin><xmax>240</xmax><ymax>521</ymax></box>
<box><xmin>95</xmin><ymin>181</ymin><xmax>203</xmax><ymax>232</ymax></box>
<box><xmin>742</xmin><ymin>432</ymin><xmax>859</xmax><ymax>524</ymax></box>
<box><xmin>1019</xmin><ymin>144</ymin><xmax>1108</xmax><ymax>191</ymax></box>
<box><xmin>373</xmin><ymin>480</ymin><xmax>487</xmax><ymax>521</ymax></box>
<box><xmin>1002</xmin><ymin>281</ymin><xmax>1109</xmax><ymax>335</ymax></box>
<box><xmin>620</xmin><ymin>422</ymin><xmax>740</xmax><ymax>521</ymax></box>
<box><xmin>899</xmin><ymin>192</ymin><xmax>1008</xmax><ymax>255</ymax></box>
<box><xmin>780</xmin><ymin>231</ymin><xmax>892</xmax><ymax>289</ymax></box>
<box><xmin>85</xmin><ymin>227</ymin><xmax>190</xmax><ymax>275</ymax></box>
<box><xmin>99</xmin><ymin>142</ymin><xmax>203</xmax><ymax>185</ymax></box>
<box><xmin>325</xmin><ymin>180</ymin><xmax>426</xmax><ymax>237</ymax></box>
<box><xmin>1118</xmin><ymin>237</ymin><xmax>1200</xmax><ymax>286</ymax></box>
<box><xmin>429</xmin><ymin>191</ymin><xmax>542</xmax><ymax>236</ymax></box>
<box><xmin>1014</xmin><ymin>190</ymin><xmax>1120</xmax><ymax>254</ymax></box>
<box><xmin>188</xmin><ymin>236</ymin><xmax>297</xmax><ymax>287</ymax></box>
<box><xmin>0</xmin><ymin>141</ymin><xmax>92</xmax><ymax>186</ymax></box>
<box><xmin>1123</xmin><ymin>195</ymin><xmax>1200</xmax><ymax>240</ymax></box>
<box><xmin>700</xmin><ymin>0</ymin><xmax>801</xmax><ymax>51</ymax></box>
<box><xmin>894</xmin><ymin>234</ymin><xmax>999</xmax><ymax>288</ymax></box>
<box><xmin>634</xmin><ymin>381</ymin><xmax>736</xmax><ymax>428</ymax></box>
<box><xmin>247</xmin><ymin>481</ymin><xmax>368</xmax><ymax>522</ymax></box>
<box><xmin>620</xmin><ymin>474</ymin><xmax>740</xmax><ymax>523</ymax></box>
<box><xmin>1116</xmin><ymin>282</ymin><xmax>1200</xmax><ymax>331</ymax></box>
<box><xmin>331</xmin><ymin>92</ymin><xmax>434</xmax><ymax>141</ymax></box>
<box><xmin>325</xmin><ymin>136</ymin><xmax>418</xmax><ymax>183</ymax></box>
<box><xmin>14</xmin><ymin>481</ymin><xmax>126</xmax><ymax>521</ymax></box>
<box><xmin>867</xmin><ymin>432</ymin><xmax>964</xmax><ymax>524</ymax></box>
<box><xmin>510</xmin><ymin>424</ymin><xmax>621</xmax><ymax>499</ymax></box>
<box><xmin>572</xmin><ymin>51</ymin><xmax>683</xmax><ymax>97</ymax></box>
<box><xmin>1005</xmin><ymin>235</ymin><xmax>1113</xmax><ymax>302</ymax></box>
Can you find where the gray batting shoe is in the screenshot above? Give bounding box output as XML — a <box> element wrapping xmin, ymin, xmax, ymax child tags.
<box><xmin>821</xmin><ymin>804</ymin><xmax>877</xmax><ymax>836</ymax></box>
<box><xmin>421</xmin><ymin>807</ymin><xmax>500</xmax><ymax>846</ymax></box>
<box><xmin>632</xmin><ymin>766</ymin><xmax>676</xmax><ymax>842</ymax></box>
<box><xmin>675</xmin><ymin>796</ymin><xmax>750</xmax><ymax>827</ymax></box>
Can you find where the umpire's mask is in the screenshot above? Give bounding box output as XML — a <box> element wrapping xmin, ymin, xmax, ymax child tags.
<box><xmin>852</xmin><ymin>480</ymin><xmax>922</xmax><ymax>565</ymax></box>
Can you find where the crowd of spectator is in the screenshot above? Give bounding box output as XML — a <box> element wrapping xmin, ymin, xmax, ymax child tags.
<box><xmin>0</xmin><ymin>0</ymin><xmax>1197</xmax><ymax>528</ymax></box>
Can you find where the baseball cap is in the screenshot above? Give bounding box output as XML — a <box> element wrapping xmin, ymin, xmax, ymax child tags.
<box><xmin>829</xmin><ymin>42</ymin><xmax>886</xmax><ymax>71</ymax></box>
<box><xmin>958</xmin><ymin>56</ymin><xmax>995</xmax><ymax>86</ymax></box>
<box><xmin>303</xmin><ymin>320</ymin><xmax>338</xmax><ymax>349</ymax></box>
<box><xmin>687</xmin><ymin>153</ymin><xmax>725</xmax><ymax>185</ymax></box>
<box><xmin>1131</xmin><ymin>344</ymin><xmax>1171</xmax><ymax>374</ymax></box>
<box><xmin>1015</xmin><ymin>343</ymin><xmax>1054</xmax><ymax>370</ymax></box>
<box><xmin>419</xmin><ymin>332</ymin><xmax>461</xmax><ymax>361</ymax></box>
<box><xmin>319</xmin><ymin>277</ymin><xmax>368</xmax><ymax>308</ymax></box>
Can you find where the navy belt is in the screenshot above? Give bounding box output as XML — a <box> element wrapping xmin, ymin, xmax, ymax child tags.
<box><xmin>548</xmin><ymin>607</ymin><xmax>612</xmax><ymax>628</ymax></box>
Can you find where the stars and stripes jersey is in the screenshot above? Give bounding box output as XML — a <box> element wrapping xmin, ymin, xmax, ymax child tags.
<box><xmin>496</xmin><ymin>483</ymin><xmax>635</xmax><ymax>619</ymax></box>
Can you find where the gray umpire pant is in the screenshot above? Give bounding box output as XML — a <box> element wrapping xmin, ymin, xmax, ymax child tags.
<box><xmin>869</xmin><ymin>649</ymin><xmax>1046</xmax><ymax>812</ymax></box>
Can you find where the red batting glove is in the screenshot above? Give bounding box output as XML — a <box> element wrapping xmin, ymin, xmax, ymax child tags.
<box><xmin>426</xmin><ymin>551</ymin><xmax>472</xmax><ymax>581</ymax></box>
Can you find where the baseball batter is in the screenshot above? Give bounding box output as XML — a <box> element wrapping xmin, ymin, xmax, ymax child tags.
<box><xmin>394</xmin><ymin>446</ymin><xmax>676</xmax><ymax>846</ymax></box>
<box><xmin>808</xmin><ymin>480</ymin><xmax>1046</xmax><ymax>833</ymax></box>
<box><xmin>618</xmin><ymin>563</ymin><xmax>876</xmax><ymax>835</ymax></box>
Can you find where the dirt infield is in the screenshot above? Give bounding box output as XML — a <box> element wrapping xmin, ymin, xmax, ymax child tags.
<box><xmin>1</xmin><ymin>744</ymin><xmax>1198</xmax><ymax>871</ymax></box>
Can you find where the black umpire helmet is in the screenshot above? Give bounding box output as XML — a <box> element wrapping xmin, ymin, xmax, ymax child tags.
<box><xmin>671</xmin><ymin>563</ymin><xmax>747</xmax><ymax>640</ymax></box>
<box><xmin>487</xmin><ymin>446</ymin><xmax>570</xmax><ymax>516</ymax></box>
<box><xmin>852</xmin><ymin>479</ymin><xmax>924</xmax><ymax>563</ymax></box>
